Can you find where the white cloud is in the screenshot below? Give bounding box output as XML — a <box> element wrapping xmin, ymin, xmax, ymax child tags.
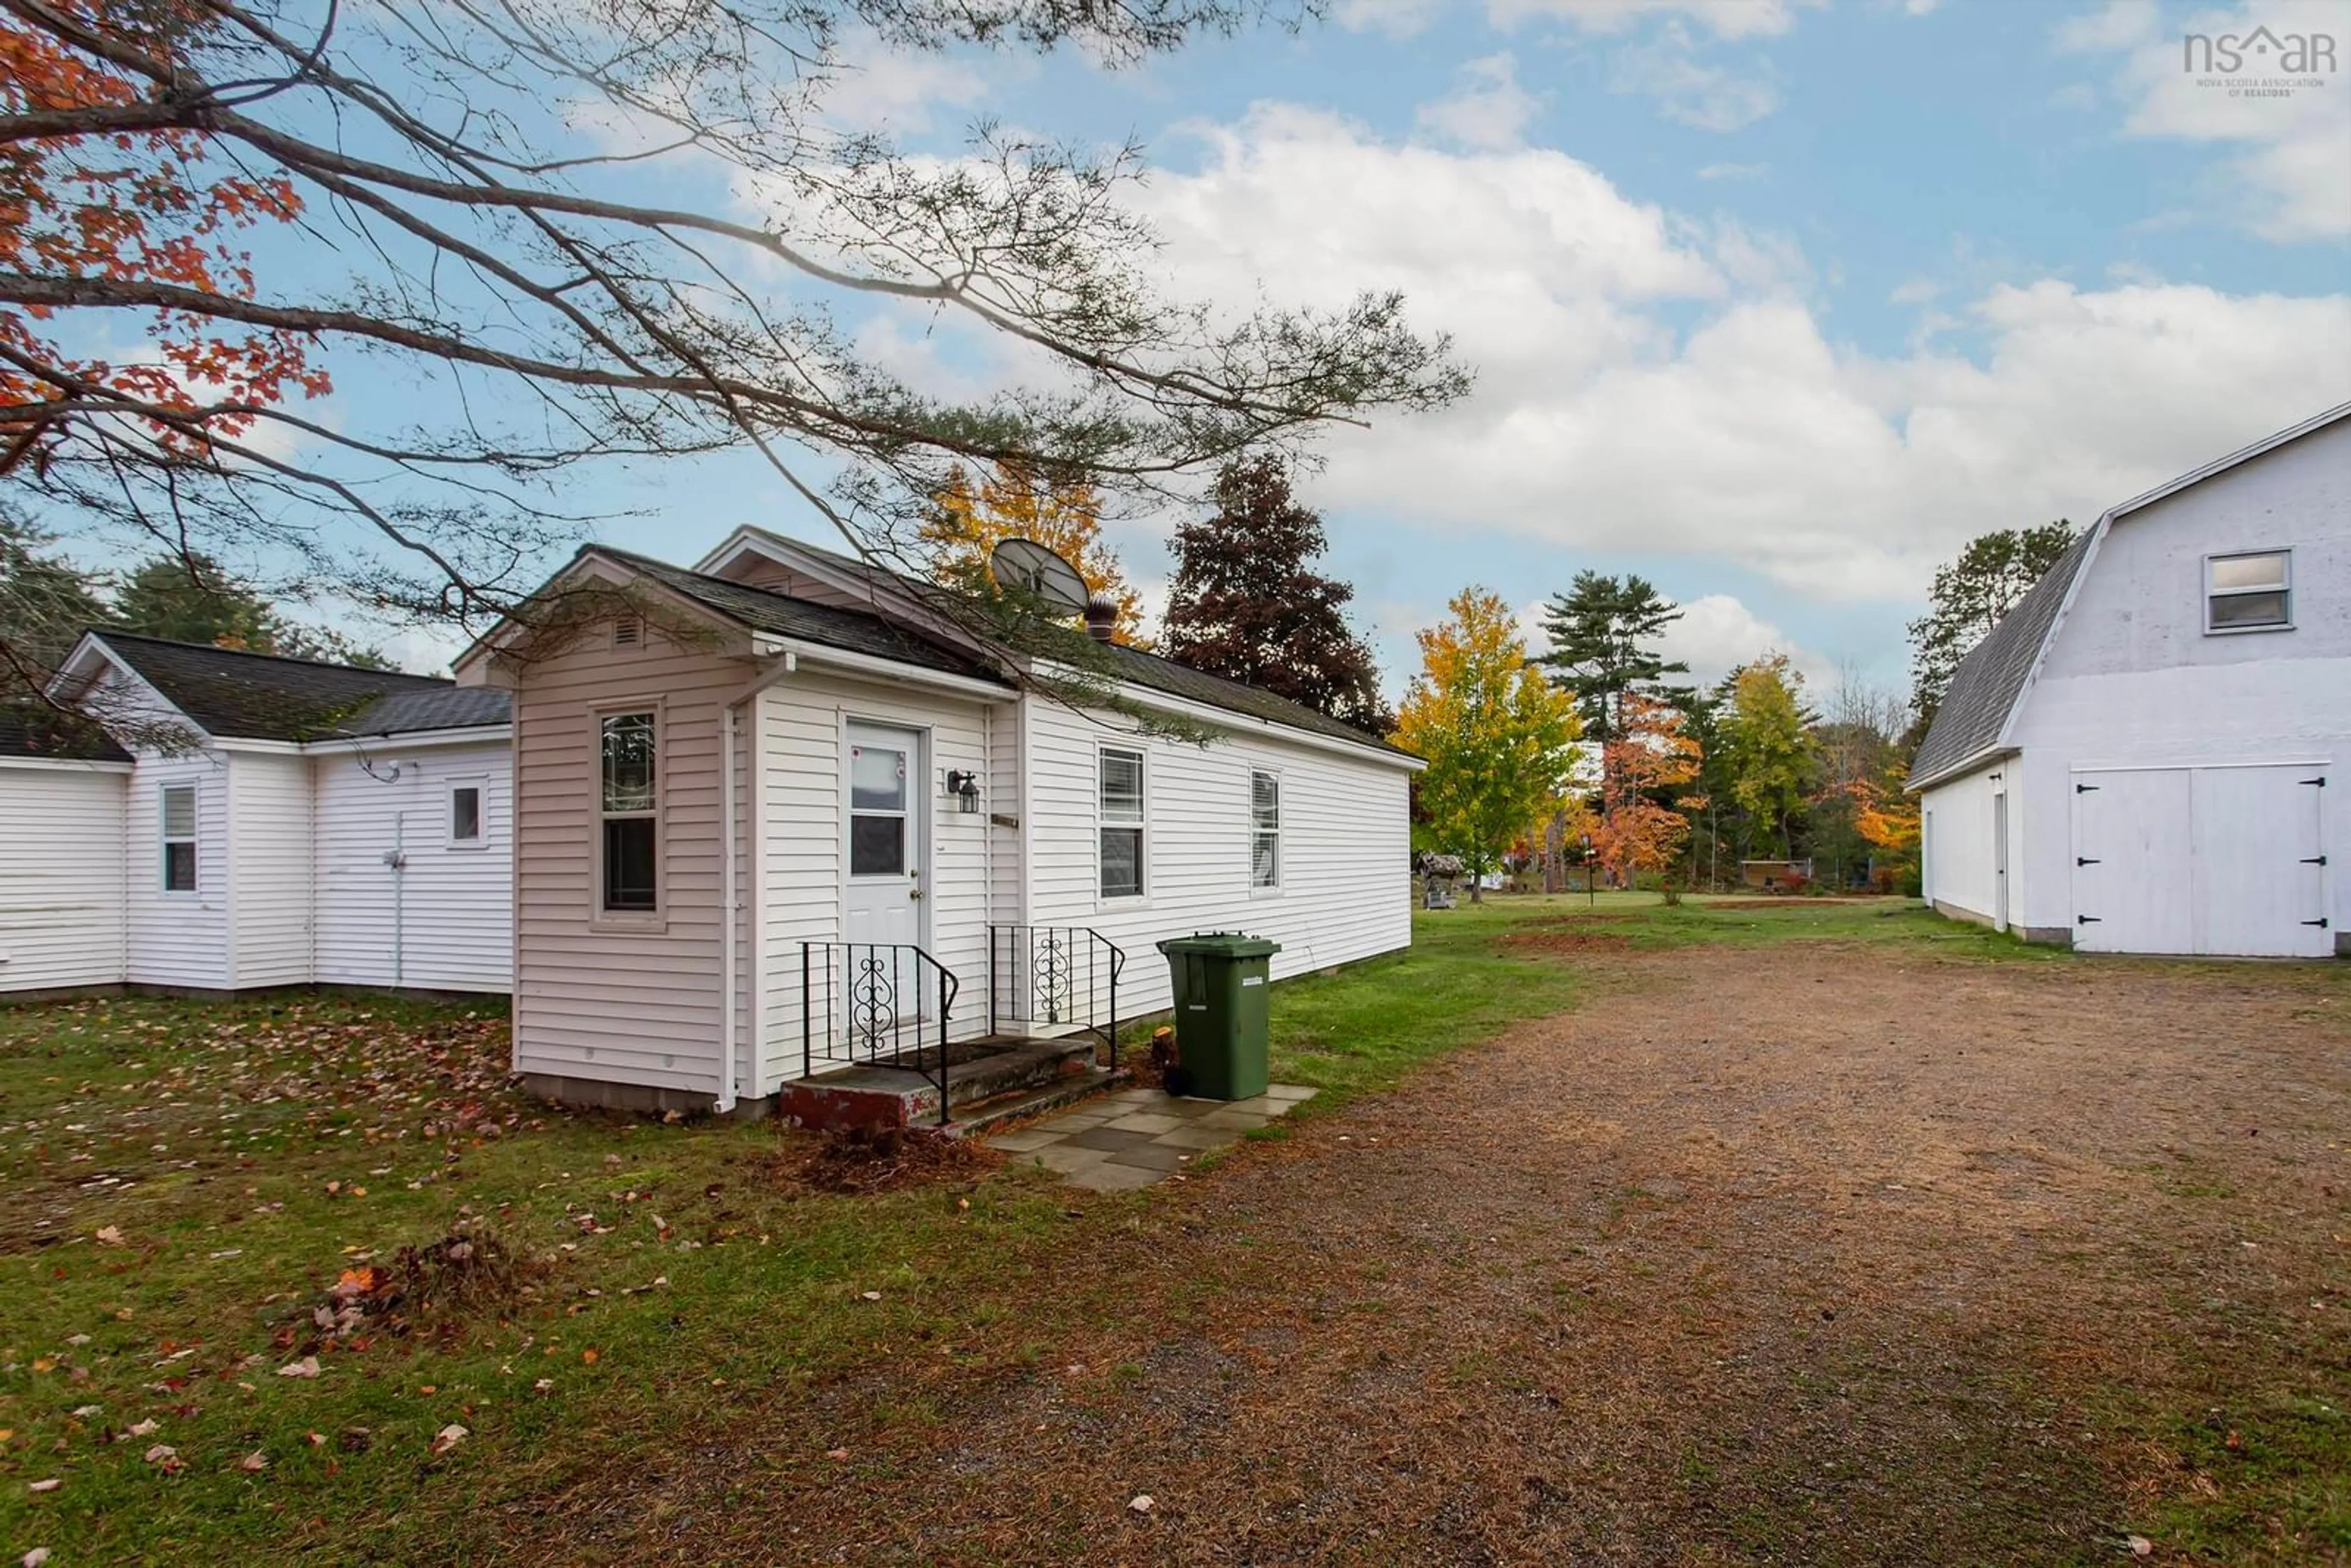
<box><xmin>1488</xmin><ymin>0</ymin><xmax>1818</xmax><ymax>38</ymax></box>
<box><xmin>1335</xmin><ymin>0</ymin><xmax>1449</xmax><ymax>37</ymax></box>
<box><xmin>2059</xmin><ymin>0</ymin><xmax>2351</xmax><ymax>240</ymax></box>
<box><xmin>1659</xmin><ymin>595</ymin><xmax>1833</xmax><ymax>686</ymax></box>
<box><xmin>1416</xmin><ymin>53</ymin><xmax>1544</xmax><ymax>149</ymax></box>
<box><xmin>1131</xmin><ymin>105</ymin><xmax>2351</xmax><ymax>603</ymax></box>
<box><xmin>1609</xmin><ymin>21</ymin><xmax>1781</xmax><ymax>130</ymax></box>
<box><xmin>817</xmin><ymin>29</ymin><xmax>999</xmax><ymax>135</ymax></box>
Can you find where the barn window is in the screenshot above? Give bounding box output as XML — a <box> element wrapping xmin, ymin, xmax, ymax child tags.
<box><xmin>160</xmin><ymin>783</ymin><xmax>197</xmax><ymax>894</ymax></box>
<box><xmin>599</xmin><ymin>711</ymin><xmax>658</xmax><ymax>912</ymax></box>
<box><xmin>2206</xmin><ymin>550</ymin><xmax>2291</xmax><ymax>633</ymax></box>
<box><xmin>1250</xmin><ymin>770</ymin><xmax>1281</xmax><ymax>890</ymax></box>
<box><xmin>1099</xmin><ymin>746</ymin><xmax>1145</xmax><ymax>899</ymax></box>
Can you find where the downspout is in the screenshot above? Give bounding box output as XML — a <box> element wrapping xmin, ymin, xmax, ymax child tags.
<box><xmin>719</xmin><ymin>701</ymin><xmax>740</xmax><ymax>1114</ymax></box>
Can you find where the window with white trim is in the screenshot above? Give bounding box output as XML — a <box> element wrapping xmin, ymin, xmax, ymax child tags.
<box><xmin>160</xmin><ymin>783</ymin><xmax>197</xmax><ymax>893</ymax></box>
<box><xmin>449</xmin><ymin>781</ymin><xmax>484</xmax><ymax>847</ymax></box>
<box><xmin>1099</xmin><ymin>746</ymin><xmax>1144</xmax><ymax>899</ymax></box>
<box><xmin>1250</xmin><ymin>770</ymin><xmax>1280</xmax><ymax>890</ymax></box>
<box><xmin>599</xmin><ymin>712</ymin><xmax>658</xmax><ymax>912</ymax></box>
<box><xmin>2206</xmin><ymin>550</ymin><xmax>2291</xmax><ymax>632</ymax></box>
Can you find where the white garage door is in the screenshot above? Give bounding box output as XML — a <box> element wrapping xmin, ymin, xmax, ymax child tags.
<box><xmin>2071</xmin><ymin>763</ymin><xmax>2330</xmax><ymax>957</ymax></box>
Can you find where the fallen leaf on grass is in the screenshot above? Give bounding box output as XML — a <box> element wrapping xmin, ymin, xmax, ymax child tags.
<box><xmin>277</xmin><ymin>1357</ymin><xmax>320</xmax><ymax>1379</ymax></box>
<box><xmin>580</xmin><ymin>1348</ymin><xmax>600</xmax><ymax>1365</ymax></box>
<box><xmin>235</xmin><ymin>1451</ymin><xmax>268</xmax><ymax>1472</ymax></box>
<box><xmin>126</xmin><ymin>1419</ymin><xmax>160</xmax><ymax>1438</ymax></box>
<box><xmin>1128</xmin><ymin>1495</ymin><xmax>1155</xmax><ymax>1515</ymax></box>
<box><xmin>2129</xmin><ymin>1538</ymin><xmax>2154</xmax><ymax>1558</ymax></box>
<box><xmin>24</xmin><ymin>1547</ymin><xmax>54</xmax><ymax>1567</ymax></box>
<box><xmin>825</xmin><ymin>1447</ymin><xmax>849</xmax><ymax>1461</ymax></box>
<box><xmin>430</xmin><ymin>1424</ymin><xmax>467</xmax><ymax>1457</ymax></box>
<box><xmin>27</xmin><ymin>1479</ymin><xmax>61</xmax><ymax>1495</ymax></box>
<box><xmin>860</xmin><ymin>1291</ymin><xmax>882</xmax><ymax>1302</ymax></box>
<box><xmin>95</xmin><ymin>1226</ymin><xmax>124</xmax><ymax>1246</ymax></box>
<box><xmin>144</xmin><ymin>1444</ymin><xmax>182</xmax><ymax>1472</ymax></box>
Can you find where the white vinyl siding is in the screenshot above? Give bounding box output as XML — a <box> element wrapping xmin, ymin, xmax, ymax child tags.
<box><xmin>1026</xmin><ymin>699</ymin><xmax>1414</xmax><ymax>1018</ymax></box>
<box><xmin>312</xmin><ymin>741</ymin><xmax>512</xmax><ymax>992</ymax></box>
<box><xmin>0</xmin><ymin>764</ymin><xmax>129</xmax><ymax>993</ymax></box>
<box><xmin>754</xmin><ymin>672</ymin><xmax>1002</xmax><ymax>1093</ymax></box>
<box><xmin>229</xmin><ymin>750</ymin><xmax>316</xmax><ymax>988</ymax></box>
<box><xmin>125</xmin><ymin>751</ymin><xmax>232</xmax><ymax>986</ymax></box>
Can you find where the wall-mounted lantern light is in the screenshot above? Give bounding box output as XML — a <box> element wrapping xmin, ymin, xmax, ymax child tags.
<box><xmin>945</xmin><ymin>769</ymin><xmax>981</xmax><ymax>814</ymax></box>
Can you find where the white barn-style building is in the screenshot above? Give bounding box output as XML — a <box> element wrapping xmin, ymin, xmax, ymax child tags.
<box><xmin>0</xmin><ymin>632</ymin><xmax>514</xmax><ymax>997</ymax></box>
<box><xmin>1911</xmin><ymin>402</ymin><xmax>2349</xmax><ymax>958</ymax></box>
<box><xmin>455</xmin><ymin>530</ymin><xmax>1422</xmax><ymax>1117</ymax></box>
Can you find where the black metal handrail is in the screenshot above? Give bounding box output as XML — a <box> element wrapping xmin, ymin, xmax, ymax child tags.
<box><xmin>986</xmin><ymin>925</ymin><xmax>1127</xmax><ymax>1073</ymax></box>
<box><xmin>800</xmin><ymin>940</ymin><xmax>960</xmax><ymax>1126</ymax></box>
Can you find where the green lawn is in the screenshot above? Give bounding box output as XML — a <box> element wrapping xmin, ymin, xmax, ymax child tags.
<box><xmin>6</xmin><ymin>894</ymin><xmax>2329</xmax><ymax>1563</ymax></box>
<box><xmin>0</xmin><ymin>896</ymin><xmax>1636</xmax><ymax>1562</ymax></box>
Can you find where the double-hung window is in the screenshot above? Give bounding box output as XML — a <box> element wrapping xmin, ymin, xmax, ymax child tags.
<box><xmin>160</xmin><ymin>783</ymin><xmax>197</xmax><ymax>893</ymax></box>
<box><xmin>599</xmin><ymin>712</ymin><xmax>658</xmax><ymax>912</ymax></box>
<box><xmin>1099</xmin><ymin>746</ymin><xmax>1145</xmax><ymax>899</ymax></box>
<box><xmin>2206</xmin><ymin>550</ymin><xmax>2291</xmax><ymax>632</ymax></box>
<box><xmin>1250</xmin><ymin>770</ymin><xmax>1280</xmax><ymax>890</ymax></box>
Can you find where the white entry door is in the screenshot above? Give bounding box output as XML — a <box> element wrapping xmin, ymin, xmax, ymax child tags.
<box><xmin>2071</xmin><ymin>763</ymin><xmax>2330</xmax><ymax>957</ymax></box>
<box><xmin>844</xmin><ymin>722</ymin><xmax>926</xmax><ymax>952</ymax></box>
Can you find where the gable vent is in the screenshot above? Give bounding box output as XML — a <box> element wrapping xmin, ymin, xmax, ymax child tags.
<box><xmin>611</xmin><ymin>615</ymin><xmax>643</xmax><ymax>649</ymax></box>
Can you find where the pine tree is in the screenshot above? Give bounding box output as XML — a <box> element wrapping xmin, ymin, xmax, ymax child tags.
<box><xmin>1535</xmin><ymin>572</ymin><xmax>1692</xmax><ymax>745</ymax></box>
<box><xmin>1906</xmin><ymin>520</ymin><xmax>2077</xmax><ymax>737</ymax></box>
<box><xmin>1161</xmin><ymin>456</ymin><xmax>1393</xmax><ymax>735</ymax></box>
<box><xmin>115</xmin><ymin>553</ymin><xmax>392</xmax><ymax>668</ymax></box>
<box><xmin>0</xmin><ymin>509</ymin><xmax>109</xmax><ymax>695</ymax></box>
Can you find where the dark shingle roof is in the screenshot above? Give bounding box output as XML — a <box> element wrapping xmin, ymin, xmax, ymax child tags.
<box><xmin>1909</xmin><ymin>529</ymin><xmax>2096</xmax><ymax>788</ymax></box>
<box><xmin>598</xmin><ymin>549</ymin><xmax>1006</xmax><ymax>684</ymax></box>
<box><xmin>0</xmin><ymin>703</ymin><xmax>132</xmax><ymax>763</ymax></box>
<box><xmin>723</xmin><ymin>533</ymin><xmax>1411</xmax><ymax>759</ymax></box>
<box><xmin>91</xmin><ymin>632</ymin><xmax>505</xmax><ymax>743</ymax></box>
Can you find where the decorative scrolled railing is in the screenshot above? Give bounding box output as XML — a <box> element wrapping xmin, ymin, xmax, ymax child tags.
<box><xmin>986</xmin><ymin>925</ymin><xmax>1127</xmax><ymax>1073</ymax></box>
<box><xmin>799</xmin><ymin>941</ymin><xmax>959</xmax><ymax>1125</ymax></box>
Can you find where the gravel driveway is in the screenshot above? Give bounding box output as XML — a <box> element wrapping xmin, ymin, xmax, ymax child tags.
<box><xmin>522</xmin><ymin>941</ymin><xmax>2350</xmax><ymax>1566</ymax></box>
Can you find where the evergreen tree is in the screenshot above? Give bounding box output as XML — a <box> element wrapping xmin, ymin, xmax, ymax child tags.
<box><xmin>115</xmin><ymin>553</ymin><xmax>393</xmax><ymax>669</ymax></box>
<box><xmin>1535</xmin><ymin>572</ymin><xmax>1692</xmax><ymax>745</ymax></box>
<box><xmin>0</xmin><ymin>508</ymin><xmax>109</xmax><ymax>698</ymax></box>
<box><xmin>1906</xmin><ymin>520</ymin><xmax>2077</xmax><ymax>738</ymax></box>
<box><xmin>1161</xmin><ymin>457</ymin><xmax>1393</xmax><ymax>735</ymax></box>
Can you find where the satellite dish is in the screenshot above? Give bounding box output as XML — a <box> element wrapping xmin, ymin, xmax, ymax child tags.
<box><xmin>989</xmin><ymin>538</ymin><xmax>1089</xmax><ymax>615</ymax></box>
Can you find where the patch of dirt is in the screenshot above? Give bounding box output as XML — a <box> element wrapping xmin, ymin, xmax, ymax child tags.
<box><xmin>776</xmin><ymin>1125</ymin><xmax>1003</xmax><ymax>1195</ymax></box>
<box><xmin>1499</xmin><ymin>929</ymin><xmax>1635</xmax><ymax>955</ymax></box>
<box><xmin>506</xmin><ymin>945</ymin><xmax>2351</xmax><ymax>1566</ymax></box>
<box><xmin>305</xmin><ymin>1223</ymin><xmax>538</xmax><ymax>1345</ymax></box>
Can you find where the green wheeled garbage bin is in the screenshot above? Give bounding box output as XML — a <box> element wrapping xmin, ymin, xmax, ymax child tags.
<box><xmin>1155</xmin><ymin>932</ymin><xmax>1281</xmax><ymax>1100</ymax></box>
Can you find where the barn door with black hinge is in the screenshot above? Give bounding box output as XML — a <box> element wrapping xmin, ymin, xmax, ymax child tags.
<box><xmin>2189</xmin><ymin>764</ymin><xmax>2331</xmax><ymax>958</ymax></box>
<box><xmin>2070</xmin><ymin>768</ymin><xmax>2194</xmax><ymax>955</ymax></box>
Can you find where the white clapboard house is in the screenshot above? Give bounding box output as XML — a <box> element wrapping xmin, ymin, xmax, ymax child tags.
<box><xmin>0</xmin><ymin>632</ymin><xmax>512</xmax><ymax>996</ymax></box>
<box><xmin>1911</xmin><ymin>402</ymin><xmax>2349</xmax><ymax>958</ymax></box>
<box><xmin>452</xmin><ymin>530</ymin><xmax>1421</xmax><ymax>1122</ymax></box>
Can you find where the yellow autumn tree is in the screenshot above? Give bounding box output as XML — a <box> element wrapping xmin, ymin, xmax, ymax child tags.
<box><xmin>1393</xmin><ymin>587</ymin><xmax>1582</xmax><ymax>902</ymax></box>
<box><xmin>921</xmin><ymin>461</ymin><xmax>1149</xmax><ymax>643</ymax></box>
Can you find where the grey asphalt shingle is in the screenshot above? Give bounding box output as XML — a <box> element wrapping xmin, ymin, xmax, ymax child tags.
<box><xmin>1908</xmin><ymin>529</ymin><xmax>2096</xmax><ymax>789</ymax></box>
<box><xmin>91</xmin><ymin>632</ymin><xmax>509</xmax><ymax>742</ymax></box>
<box><xmin>0</xmin><ymin>703</ymin><xmax>132</xmax><ymax>762</ymax></box>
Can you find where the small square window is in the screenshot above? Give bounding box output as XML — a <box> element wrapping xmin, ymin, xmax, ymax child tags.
<box><xmin>2207</xmin><ymin>550</ymin><xmax>2291</xmax><ymax>633</ymax></box>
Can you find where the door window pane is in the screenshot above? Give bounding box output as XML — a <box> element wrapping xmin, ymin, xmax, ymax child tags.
<box><xmin>851</xmin><ymin>815</ymin><xmax>905</xmax><ymax>876</ymax></box>
<box><xmin>602</xmin><ymin>817</ymin><xmax>656</xmax><ymax>910</ymax></box>
<box><xmin>850</xmin><ymin>745</ymin><xmax>906</xmax><ymax>811</ymax></box>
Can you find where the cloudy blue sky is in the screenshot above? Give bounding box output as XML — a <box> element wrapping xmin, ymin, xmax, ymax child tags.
<box><xmin>373</xmin><ymin>0</ymin><xmax>2351</xmax><ymax>696</ymax></box>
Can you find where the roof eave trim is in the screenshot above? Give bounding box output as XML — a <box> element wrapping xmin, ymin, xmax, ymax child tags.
<box><xmin>52</xmin><ymin>632</ymin><xmax>214</xmax><ymax>745</ymax></box>
<box><xmin>302</xmin><ymin>722</ymin><xmax>514</xmax><ymax>751</ymax></box>
<box><xmin>1907</xmin><ymin>745</ymin><xmax>2018</xmax><ymax>795</ymax></box>
<box><xmin>771</xmin><ymin>637</ymin><xmax>1013</xmax><ymax>700</ymax></box>
<box><xmin>1034</xmin><ymin>658</ymin><xmax>1422</xmax><ymax>770</ymax></box>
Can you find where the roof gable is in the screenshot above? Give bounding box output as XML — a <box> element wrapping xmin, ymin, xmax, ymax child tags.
<box><xmin>0</xmin><ymin>703</ymin><xmax>131</xmax><ymax>763</ymax></box>
<box><xmin>1909</xmin><ymin>400</ymin><xmax>2351</xmax><ymax>791</ymax></box>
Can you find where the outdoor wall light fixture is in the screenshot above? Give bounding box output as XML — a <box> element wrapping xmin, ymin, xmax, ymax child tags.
<box><xmin>945</xmin><ymin>770</ymin><xmax>981</xmax><ymax>813</ymax></box>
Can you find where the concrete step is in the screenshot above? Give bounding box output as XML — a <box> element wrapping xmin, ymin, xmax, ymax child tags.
<box><xmin>776</xmin><ymin>1034</ymin><xmax>1103</xmax><ymax>1132</ymax></box>
<box><xmin>942</xmin><ymin>1067</ymin><xmax>1125</xmax><ymax>1140</ymax></box>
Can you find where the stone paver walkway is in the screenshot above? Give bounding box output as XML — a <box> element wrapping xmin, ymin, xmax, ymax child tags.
<box><xmin>984</xmin><ymin>1082</ymin><xmax>1317</xmax><ymax>1190</ymax></box>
